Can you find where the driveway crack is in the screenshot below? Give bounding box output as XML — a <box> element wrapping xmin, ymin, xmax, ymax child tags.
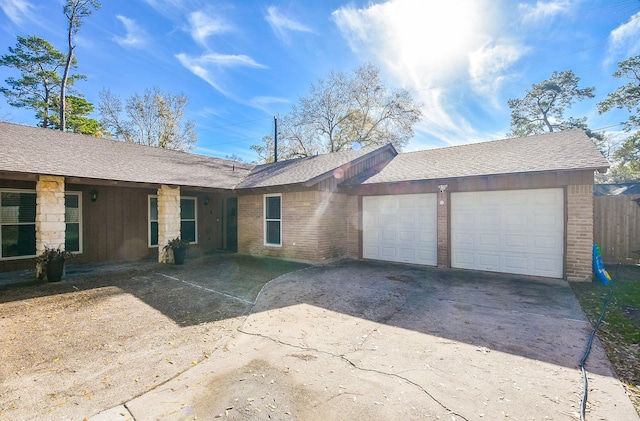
<box><xmin>236</xmin><ymin>327</ymin><xmax>469</xmax><ymax>421</ymax></box>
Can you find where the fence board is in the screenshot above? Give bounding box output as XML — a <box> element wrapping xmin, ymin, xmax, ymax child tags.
<box><xmin>594</xmin><ymin>194</ymin><xmax>640</xmax><ymax>263</ymax></box>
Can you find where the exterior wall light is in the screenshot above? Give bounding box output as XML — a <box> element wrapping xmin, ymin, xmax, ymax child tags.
<box><xmin>90</xmin><ymin>189</ymin><xmax>98</xmax><ymax>202</ymax></box>
<box><xmin>204</xmin><ymin>196</ymin><xmax>210</xmax><ymax>206</ymax></box>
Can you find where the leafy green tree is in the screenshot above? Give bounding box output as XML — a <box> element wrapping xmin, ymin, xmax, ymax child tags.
<box><xmin>598</xmin><ymin>55</ymin><xmax>640</xmax><ymax>130</ymax></box>
<box><xmin>598</xmin><ymin>55</ymin><xmax>640</xmax><ymax>181</ymax></box>
<box><xmin>48</xmin><ymin>95</ymin><xmax>103</xmax><ymax>135</ymax></box>
<box><xmin>251</xmin><ymin>63</ymin><xmax>422</xmax><ymax>162</ymax></box>
<box><xmin>98</xmin><ymin>87</ymin><xmax>197</xmax><ymax>151</ymax></box>
<box><xmin>60</xmin><ymin>0</ymin><xmax>101</xmax><ymax>131</ymax></box>
<box><xmin>507</xmin><ymin>70</ymin><xmax>595</xmax><ymax>137</ymax></box>
<box><xmin>1</xmin><ymin>36</ymin><xmax>66</xmax><ymax>128</ymax></box>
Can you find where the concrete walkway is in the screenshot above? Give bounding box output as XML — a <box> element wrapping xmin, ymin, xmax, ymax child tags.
<box><xmin>90</xmin><ymin>261</ymin><xmax>638</xmax><ymax>421</ymax></box>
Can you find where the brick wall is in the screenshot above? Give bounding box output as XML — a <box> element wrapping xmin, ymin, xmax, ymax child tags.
<box><xmin>346</xmin><ymin>195</ymin><xmax>360</xmax><ymax>258</ymax></box>
<box><xmin>238</xmin><ymin>190</ymin><xmax>349</xmax><ymax>262</ymax></box>
<box><xmin>566</xmin><ymin>184</ymin><xmax>594</xmax><ymax>282</ymax></box>
<box><xmin>437</xmin><ymin>190</ymin><xmax>449</xmax><ymax>267</ymax></box>
<box><xmin>317</xmin><ymin>191</ymin><xmax>347</xmax><ymax>259</ymax></box>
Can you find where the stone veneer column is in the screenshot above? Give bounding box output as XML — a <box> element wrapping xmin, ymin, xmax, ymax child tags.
<box><xmin>566</xmin><ymin>184</ymin><xmax>594</xmax><ymax>282</ymax></box>
<box><xmin>157</xmin><ymin>185</ymin><xmax>181</xmax><ymax>263</ymax></box>
<box><xmin>36</xmin><ymin>175</ymin><xmax>66</xmax><ymax>277</ymax></box>
<box><xmin>437</xmin><ymin>189</ymin><xmax>449</xmax><ymax>267</ymax></box>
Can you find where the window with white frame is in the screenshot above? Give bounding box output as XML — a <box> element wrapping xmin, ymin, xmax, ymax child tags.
<box><xmin>148</xmin><ymin>195</ymin><xmax>197</xmax><ymax>247</ymax></box>
<box><xmin>0</xmin><ymin>190</ymin><xmax>83</xmax><ymax>259</ymax></box>
<box><xmin>264</xmin><ymin>194</ymin><xmax>281</xmax><ymax>246</ymax></box>
<box><xmin>65</xmin><ymin>192</ymin><xmax>82</xmax><ymax>253</ymax></box>
<box><xmin>0</xmin><ymin>190</ymin><xmax>36</xmax><ymax>258</ymax></box>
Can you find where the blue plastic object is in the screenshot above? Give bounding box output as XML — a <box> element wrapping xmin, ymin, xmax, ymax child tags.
<box><xmin>592</xmin><ymin>244</ymin><xmax>612</xmax><ymax>285</ymax></box>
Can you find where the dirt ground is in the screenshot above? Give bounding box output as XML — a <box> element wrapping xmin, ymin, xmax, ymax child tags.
<box><xmin>1</xmin><ymin>256</ymin><xmax>638</xmax><ymax>421</ymax></box>
<box><xmin>0</xmin><ymin>254</ymin><xmax>307</xmax><ymax>421</ymax></box>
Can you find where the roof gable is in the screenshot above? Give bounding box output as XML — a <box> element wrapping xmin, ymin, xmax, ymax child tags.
<box><xmin>235</xmin><ymin>144</ymin><xmax>396</xmax><ymax>189</ymax></box>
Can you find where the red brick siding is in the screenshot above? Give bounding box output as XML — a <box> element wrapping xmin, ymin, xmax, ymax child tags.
<box><xmin>437</xmin><ymin>190</ymin><xmax>449</xmax><ymax>267</ymax></box>
<box><xmin>566</xmin><ymin>184</ymin><xmax>594</xmax><ymax>282</ymax></box>
<box><xmin>238</xmin><ymin>190</ymin><xmax>349</xmax><ymax>262</ymax></box>
<box><xmin>346</xmin><ymin>195</ymin><xmax>360</xmax><ymax>258</ymax></box>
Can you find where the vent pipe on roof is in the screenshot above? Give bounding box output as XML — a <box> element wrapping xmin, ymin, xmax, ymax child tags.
<box><xmin>274</xmin><ymin>116</ymin><xmax>278</xmax><ymax>163</ymax></box>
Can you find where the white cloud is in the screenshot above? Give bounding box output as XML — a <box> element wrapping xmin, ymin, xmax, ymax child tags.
<box><xmin>187</xmin><ymin>10</ymin><xmax>232</xmax><ymax>47</ymax></box>
<box><xmin>249</xmin><ymin>96</ymin><xmax>290</xmax><ymax>113</ymax></box>
<box><xmin>468</xmin><ymin>42</ymin><xmax>527</xmax><ymax>107</ymax></box>
<box><xmin>608</xmin><ymin>11</ymin><xmax>640</xmax><ymax>56</ymax></box>
<box><xmin>113</xmin><ymin>15</ymin><xmax>149</xmax><ymax>48</ymax></box>
<box><xmin>333</xmin><ymin>0</ymin><xmax>507</xmax><ymax>145</ymax></box>
<box><xmin>0</xmin><ymin>0</ymin><xmax>36</xmax><ymax>26</ymax></box>
<box><xmin>176</xmin><ymin>52</ymin><xmax>266</xmax><ymax>97</ymax></box>
<box><xmin>518</xmin><ymin>0</ymin><xmax>572</xmax><ymax>25</ymax></box>
<box><xmin>265</xmin><ymin>6</ymin><xmax>312</xmax><ymax>44</ymax></box>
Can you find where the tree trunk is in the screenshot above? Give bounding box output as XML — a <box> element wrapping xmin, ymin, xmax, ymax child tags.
<box><xmin>60</xmin><ymin>9</ymin><xmax>76</xmax><ymax>132</ymax></box>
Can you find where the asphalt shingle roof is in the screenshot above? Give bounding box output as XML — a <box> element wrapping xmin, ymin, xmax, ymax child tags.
<box><xmin>235</xmin><ymin>144</ymin><xmax>393</xmax><ymax>189</ymax></box>
<box><xmin>347</xmin><ymin>130</ymin><xmax>609</xmax><ymax>185</ymax></box>
<box><xmin>0</xmin><ymin>123</ymin><xmax>609</xmax><ymax>191</ymax></box>
<box><xmin>0</xmin><ymin>122</ymin><xmax>253</xmax><ymax>189</ymax></box>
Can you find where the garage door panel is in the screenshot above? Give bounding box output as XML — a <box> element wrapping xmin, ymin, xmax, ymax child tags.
<box><xmin>504</xmin><ymin>255</ymin><xmax>528</xmax><ymax>272</ymax></box>
<box><xmin>505</xmin><ymin>234</ymin><xmax>527</xmax><ymax>248</ymax></box>
<box><xmin>477</xmin><ymin>254</ymin><xmax>500</xmax><ymax>270</ymax></box>
<box><xmin>452</xmin><ymin>189</ymin><xmax>564</xmax><ymax>278</ymax></box>
<box><xmin>478</xmin><ymin>233</ymin><xmax>500</xmax><ymax>248</ymax></box>
<box><xmin>363</xmin><ymin>193</ymin><xmax>437</xmax><ymax>266</ymax></box>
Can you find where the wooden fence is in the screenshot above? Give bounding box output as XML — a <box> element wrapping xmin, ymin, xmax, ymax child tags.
<box><xmin>594</xmin><ymin>194</ymin><xmax>640</xmax><ymax>263</ymax></box>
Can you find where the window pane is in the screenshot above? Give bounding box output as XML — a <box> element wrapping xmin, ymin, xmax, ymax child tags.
<box><xmin>65</xmin><ymin>194</ymin><xmax>79</xmax><ymax>208</ymax></box>
<box><xmin>150</xmin><ymin>221</ymin><xmax>158</xmax><ymax>246</ymax></box>
<box><xmin>1</xmin><ymin>192</ymin><xmax>36</xmax><ymax>223</ymax></box>
<box><xmin>181</xmin><ymin>221</ymin><xmax>196</xmax><ymax>243</ymax></box>
<box><xmin>65</xmin><ymin>223</ymin><xmax>80</xmax><ymax>252</ymax></box>
<box><xmin>150</xmin><ymin>198</ymin><xmax>158</xmax><ymax>221</ymax></box>
<box><xmin>265</xmin><ymin>196</ymin><xmax>281</xmax><ymax>219</ymax></box>
<box><xmin>2</xmin><ymin>224</ymin><xmax>36</xmax><ymax>257</ymax></box>
<box><xmin>65</xmin><ymin>194</ymin><xmax>79</xmax><ymax>223</ymax></box>
<box><xmin>181</xmin><ymin>198</ymin><xmax>195</xmax><ymax>220</ymax></box>
<box><xmin>266</xmin><ymin>221</ymin><xmax>281</xmax><ymax>245</ymax></box>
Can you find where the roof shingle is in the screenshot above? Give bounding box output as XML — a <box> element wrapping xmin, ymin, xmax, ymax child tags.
<box><xmin>235</xmin><ymin>144</ymin><xmax>392</xmax><ymax>189</ymax></box>
<box><xmin>0</xmin><ymin>122</ymin><xmax>253</xmax><ymax>189</ymax></box>
<box><xmin>346</xmin><ymin>130</ymin><xmax>609</xmax><ymax>185</ymax></box>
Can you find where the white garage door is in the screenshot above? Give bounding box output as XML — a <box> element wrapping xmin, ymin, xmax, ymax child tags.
<box><xmin>363</xmin><ymin>194</ymin><xmax>437</xmax><ymax>265</ymax></box>
<box><xmin>451</xmin><ymin>189</ymin><xmax>564</xmax><ymax>278</ymax></box>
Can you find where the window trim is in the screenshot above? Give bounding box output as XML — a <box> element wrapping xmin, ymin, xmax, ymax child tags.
<box><xmin>65</xmin><ymin>191</ymin><xmax>83</xmax><ymax>254</ymax></box>
<box><xmin>264</xmin><ymin>194</ymin><xmax>282</xmax><ymax>247</ymax></box>
<box><xmin>148</xmin><ymin>195</ymin><xmax>198</xmax><ymax>248</ymax></box>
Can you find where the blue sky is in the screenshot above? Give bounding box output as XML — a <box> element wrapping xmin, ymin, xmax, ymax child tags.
<box><xmin>0</xmin><ymin>0</ymin><xmax>639</xmax><ymax>162</ymax></box>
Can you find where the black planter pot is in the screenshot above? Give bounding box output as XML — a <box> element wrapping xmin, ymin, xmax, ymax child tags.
<box><xmin>46</xmin><ymin>256</ymin><xmax>65</xmax><ymax>282</ymax></box>
<box><xmin>172</xmin><ymin>247</ymin><xmax>187</xmax><ymax>265</ymax></box>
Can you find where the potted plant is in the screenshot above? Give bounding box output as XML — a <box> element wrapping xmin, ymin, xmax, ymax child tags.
<box><xmin>36</xmin><ymin>246</ymin><xmax>72</xmax><ymax>282</ymax></box>
<box><xmin>163</xmin><ymin>237</ymin><xmax>190</xmax><ymax>265</ymax></box>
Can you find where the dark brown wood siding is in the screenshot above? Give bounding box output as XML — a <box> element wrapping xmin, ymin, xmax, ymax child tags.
<box><xmin>1</xmin><ymin>179</ymin><xmax>231</xmax><ymax>272</ymax></box>
<box><xmin>72</xmin><ymin>184</ymin><xmax>155</xmax><ymax>263</ymax></box>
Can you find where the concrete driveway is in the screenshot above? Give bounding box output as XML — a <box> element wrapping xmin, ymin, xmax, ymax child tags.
<box><xmin>93</xmin><ymin>260</ymin><xmax>638</xmax><ymax>421</ymax></box>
